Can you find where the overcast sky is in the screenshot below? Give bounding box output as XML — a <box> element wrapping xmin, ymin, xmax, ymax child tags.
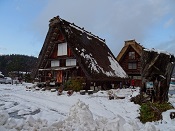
<box><xmin>0</xmin><ymin>0</ymin><xmax>175</xmax><ymax>57</ymax></box>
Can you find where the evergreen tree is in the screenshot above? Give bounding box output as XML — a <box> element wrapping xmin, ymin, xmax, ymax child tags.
<box><xmin>0</xmin><ymin>54</ymin><xmax>37</xmax><ymax>76</ymax></box>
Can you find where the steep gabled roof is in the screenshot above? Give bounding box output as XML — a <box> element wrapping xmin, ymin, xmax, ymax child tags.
<box><xmin>116</xmin><ymin>40</ymin><xmax>144</xmax><ymax>62</ymax></box>
<box><xmin>32</xmin><ymin>16</ymin><xmax>128</xmax><ymax>81</ymax></box>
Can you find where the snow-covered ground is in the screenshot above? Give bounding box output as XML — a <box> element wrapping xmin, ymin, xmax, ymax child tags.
<box><xmin>0</xmin><ymin>83</ymin><xmax>175</xmax><ymax>131</ymax></box>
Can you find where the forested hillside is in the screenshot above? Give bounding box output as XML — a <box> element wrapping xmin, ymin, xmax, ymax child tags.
<box><xmin>0</xmin><ymin>54</ymin><xmax>37</xmax><ymax>76</ymax></box>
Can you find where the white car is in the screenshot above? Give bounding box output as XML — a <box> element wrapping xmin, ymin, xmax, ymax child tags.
<box><xmin>0</xmin><ymin>77</ymin><xmax>12</xmax><ymax>84</ymax></box>
<box><xmin>4</xmin><ymin>77</ymin><xmax>12</xmax><ymax>84</ymax></box>
<box><xmin>0</xmin><ymin>77</ymin><xmax>6</xmax><ymax>84</ymax></box>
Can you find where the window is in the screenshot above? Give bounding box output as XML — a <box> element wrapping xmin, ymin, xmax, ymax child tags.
<box><xmin>129</xmin><ymin>52</ymin><xmax>135</xmax><ymax>59</ymax></box>
<box><xmin>128</xmin><ymin>62</ymin><xmax>137</xmax><ymax>69</ymax></box>
<box><xmin>66</xmin><ymin>59</ymin><xmax>76</xmax><ymax>66</ymax></box>
<box><xmin>51</xmin><ymin>61</ymin><xmax>60</xmax><ymax>67</ymax></box>
<box><xmin>57</xmin><ymin>43</ymin><xmax>67</xmax><ymax>56</ymax></box>
<box><xmin>133</xmin><ymin>76</ymin><xmax>141</xmax><ymax>79</ymax></box>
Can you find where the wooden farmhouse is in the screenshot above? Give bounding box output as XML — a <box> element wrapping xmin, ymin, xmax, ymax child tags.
<box><xmin>116</xmin><ymin>40</ymin><xmax>144</xmax><ymax>86</ymax></box>
<box><xmin>32</xmin><ymin>16</ymin><xmax>127</xmax><ymax>90</ymax></box>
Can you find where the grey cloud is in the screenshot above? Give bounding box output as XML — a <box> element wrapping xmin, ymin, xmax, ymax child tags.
<box><xmin>155</xmin><ymin>38</ymin><xmax>175</xmax><ymax>55</ymax></box>
<box><xmin>32</xmin><ymin>0</ymin><xmax>175</xmax><ymax>56</ymax></box>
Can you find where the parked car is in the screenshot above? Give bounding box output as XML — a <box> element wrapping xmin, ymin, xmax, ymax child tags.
<box><xmin>4</xmin><ymin>77</ymin><xmax>12</xmax><ymax>84</ymax></box>
<box><xmin>0</xmin><ymin>77</ymin><xmax>13</xmax><ymax>84</ymax></box>
<box><xmin>0</xmin><ymin>77</ymin><xmax>6</xmax><ymax>84</ymax></box>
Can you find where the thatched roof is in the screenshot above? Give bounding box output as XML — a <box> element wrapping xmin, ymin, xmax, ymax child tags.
<box><xmin>32</xmin><ymin>16</ymin><xmax>127</xmax><ymax>81</ymax></box>
<box><xmin>116</xmin><ymin>40</ymin><xmax>143</xmax><ymax>62</ymax></box>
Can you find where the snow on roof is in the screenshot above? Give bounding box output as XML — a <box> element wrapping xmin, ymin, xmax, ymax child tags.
<box><xmin>107</xmin><ymin>53</ymin><xmax>128</xmax><ymax>78</ymax></box>
<box><xmin>69</xmin><ymin>23</ymin><xmax>105</xmax><ymax>43</ymax></box>
<box><xmin>80</xmin><ymin>48</ymin><xmax>100</xmax><ymax>73</ymax></box>
<box><xmin>144</xmin><ymin>48</ymin><xmax>173</xmax><ymax>56</ymax></box>
<box><xmin>80</xmin><ymin>48</ymin><xmax>127</xmax><ymax>78</ymax></box>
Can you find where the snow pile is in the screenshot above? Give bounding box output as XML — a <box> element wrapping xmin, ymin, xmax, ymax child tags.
<box><xmin>162</xmin><ymin>110</ymin><xmax>175</xmax><ymax>125</ymax></box>
<box><xmin>51</xmin><ymin>99</ymin><xmax>97</xmax><ymax>131</ymax></box>
<box><xmin>0</xmin><ymin>100</ymin><xmax>159</xmax><ymax>131</ymax></box>
<box><xmin>0</xmin><ymin>111</ymin><xmax>9</xmax><ymax>125</ymax></box>
<box><xmin>0</xmin><ymin>111</ymin><xmax>48</xmax><ymax>131</ymax></box>
<box><xmin>43</xmin><ymin>100</ymin><xmax>159</xmax><ymax>131</ymax></box>
<box><xmin>153</xmin><ymin>109</ymin><xmax>175</xmax><ymax>130</ymax></box>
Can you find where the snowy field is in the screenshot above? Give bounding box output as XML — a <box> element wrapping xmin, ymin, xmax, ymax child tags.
<box><xmin>0</xmin><ymin>83</ymin><xmax>175</xmax><ymax>131</ymax></box>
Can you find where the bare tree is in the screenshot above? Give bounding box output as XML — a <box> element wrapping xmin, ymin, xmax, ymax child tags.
<box><xmin>141</xmin><ymin>49</ymin><xmax>175</xmax><ymax>102</ymax></box>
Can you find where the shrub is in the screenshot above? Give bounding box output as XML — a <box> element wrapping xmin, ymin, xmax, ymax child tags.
<box><xmin>64</xmin><ymin>77</ymin><xmax>85</xmax><ymax>92</ymax></box>
<box><xmin>139</xmin><ymin>102</ymin><xmax>174</xmax><ymax>123</ymax></box>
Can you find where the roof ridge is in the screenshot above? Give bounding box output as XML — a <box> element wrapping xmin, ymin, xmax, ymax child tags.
<box><xmin>69</xmin><ymin>23</ymin><xmax>105</xmax><ymax>43</ymax></box>
<box><xmin>58</xmin><ymin>17</ymin><xmax>106</xmax><ymax>43</ymax></box>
